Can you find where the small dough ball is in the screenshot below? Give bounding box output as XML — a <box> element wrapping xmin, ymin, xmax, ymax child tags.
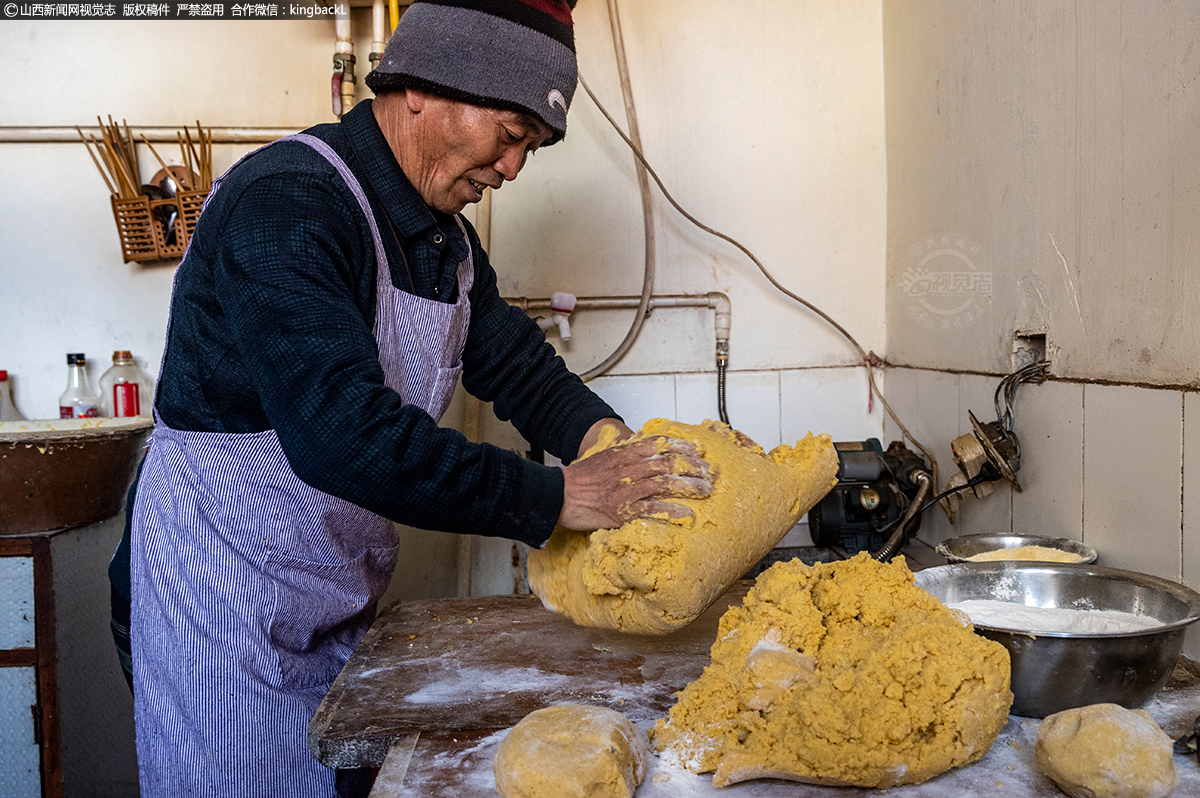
<box><xmin>1036</xmin><ymin>703</ymin><xmax>1178</xmax><ymax>798</ymax></box>
<box><xmin>493</xmin><ymin>705</ymin><xmax>650</xmax><ymax>798</ymax></box>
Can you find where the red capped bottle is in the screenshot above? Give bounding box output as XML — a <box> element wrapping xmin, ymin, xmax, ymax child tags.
<box><xmin>99</xmin><ymin>350</ymin><xmax>154</xmax><ymax>418</ymax></box>
<box><xmin>0</xmin><ymin>370</ymin><xmax>25</xmax><ymax>421</ymax></box>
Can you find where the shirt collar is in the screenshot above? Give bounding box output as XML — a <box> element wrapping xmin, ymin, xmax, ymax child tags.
<box><xmin>341</xmin><ymin>99</ymin><xmax>469</xmax><ymax>261</ymax></box>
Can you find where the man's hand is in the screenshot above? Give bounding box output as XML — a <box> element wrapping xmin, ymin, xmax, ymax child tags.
<box><xmin>558</xmin><ymin>431</ymin><xmax>715</xmax><ymax>532</ymax></box>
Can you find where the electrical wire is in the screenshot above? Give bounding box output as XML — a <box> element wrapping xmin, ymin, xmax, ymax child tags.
<box><xmin>580</xmin><ymin>0</ymin><xmax>657</xmax><ymax>381</ymax></box>
<box><xmin>577</xmin><ymin>72</ymin><xmax>941</xmax><ymax>491</ymax></box>
<box><xmin>995</xmin><ymin>359</ymin><xmax>1050</xmax><ymax>431</ymax></box>
<box><xmin>872</xmin><ymin>467</ymin><xmax>999</xmax><ymax>539</ymax></box>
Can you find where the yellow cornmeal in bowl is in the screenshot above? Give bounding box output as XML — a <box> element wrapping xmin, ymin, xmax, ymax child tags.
<box><xmin>651</xmin><ymin>553</ymin><xmax>1013</xmax><ymax>788</ymax></box>
<box><xmin>966</xmin><ymin>545</ymin><xmax>1086</xmax><ymax>563</ymax></box>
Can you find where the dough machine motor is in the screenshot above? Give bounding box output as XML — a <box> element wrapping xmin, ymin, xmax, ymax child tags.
<box><xmin>809</xmin><ymin>439</ymin><xmax>930</xmax><ymax>555</ymax></box>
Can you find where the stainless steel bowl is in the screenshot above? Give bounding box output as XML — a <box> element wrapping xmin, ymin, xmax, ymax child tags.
<box><xmin>936</xmin><ymin>533</ymin><xmax>1098</xmax><ymax>564</ymax></box>
<box><xmin>915</xmin><ymin>562</ymin><xmax>1200</xmax><ymax>718</ymax></box>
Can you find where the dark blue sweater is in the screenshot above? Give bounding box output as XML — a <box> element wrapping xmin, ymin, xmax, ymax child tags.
<box><xmin>115</xmin><ymin>100</ymin><xmax>616</xmax><ymax>593</ymax></box>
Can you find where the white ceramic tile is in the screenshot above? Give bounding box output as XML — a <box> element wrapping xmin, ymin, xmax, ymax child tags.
<box><xmin>1083</xmin><ymin>384</ymin><xmax>1182</xmax><ymax>580</ymax></box>
<box><xmin>586</xmin><ymin>373</ymin><xmax>677</xmax><ymax>432</ymax></box>
<box><xmin>1008</xmin><ymin>381</ymin><xmax>1085</xmax><ymax>542</ymax></box>
<box><xmin>881</xmin><ymin>367</ymin><xmax>960</xmax><ymax>547</ymax></box>
<box><xmin>1185</xmin><ymin>393</ymin><xmax>1200</xmax><ymax>660</ymax></box>
<box><xmin>676</xmin><ymin>371</ymin><xmax>782</xmax><ymax>450</ymax></box>
<box><xmin>1184</xmin><ymin>393</ymin><xmax>1200</xmax><ymax>591</ymax></box>
<box><xmin>780</xmin><ymin>367</ymin><xmax>884</xmax><ymax>444</ymax></box>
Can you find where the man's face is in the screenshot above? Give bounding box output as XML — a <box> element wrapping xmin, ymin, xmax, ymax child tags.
<box><xmin>402</xmin><ymin>90</ymin><xmax>553</xmax><ymax>214</ymax></box>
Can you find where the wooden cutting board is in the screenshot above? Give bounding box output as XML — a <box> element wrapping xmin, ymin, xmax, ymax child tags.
<box><xmin>309</xmin><ymin>582</ymin><xmax>751</xmax><ymax>769</ymax></box>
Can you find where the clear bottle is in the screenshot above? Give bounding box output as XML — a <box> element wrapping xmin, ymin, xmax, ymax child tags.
<box><xmin>0</xmin><ymin>370</ymin><xmax>25</xmax><ymax>421</ymax></box>
<box><xmin>59</xmin><ymin>353</ymin><xmax>99</xmax><ymax>419</ymax></box>
<box><xmin>99</xmin><ymin>350</ymin><xmax>154</xmax><ymax>418</ymax></box>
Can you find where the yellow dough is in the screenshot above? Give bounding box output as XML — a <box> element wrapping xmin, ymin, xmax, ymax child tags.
<box><xmin>528</xmin><ymin>419</ymin><xmax>838</xmax><ymax>634</ymax></box>
<box><xmin>650</xmin><ymin>553</ymin><xmax>1014</xmax><ymax>788</ymax></box>
<box><xmin>492</xmin><ymin>705</ymin><xmax>649</xmax><ymax>798</ymax></box>
<box><xmin>1036</xmin><ymin>704</ymin><xmax>1178</xmax><ymax>798</ymax></box>
<box><xmin>967</xmin><ymin>545</ymin><xmax>1086</xmax><ymax>563</ymax></box>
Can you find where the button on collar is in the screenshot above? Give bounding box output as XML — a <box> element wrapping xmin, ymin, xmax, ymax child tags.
<box><xmin>432</xmin><ymin>232</ymin><xmax>444</xmax><ymax>246</ymax></box>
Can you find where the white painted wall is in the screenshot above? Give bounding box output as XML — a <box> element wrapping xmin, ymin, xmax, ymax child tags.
<box><xmin>1</xmin><ymin>0</ymin><xmax>889</xmax><ymax>598</ymax></box>
<box><xmin>882</xmin><ymin>2</ymin><xmax>1200</xmax><ymax>658</ymax></box>
<box><xmin>884</xmin><ymin>0</ymin><xmax>1200</xmax><ymax>385</ymax></box>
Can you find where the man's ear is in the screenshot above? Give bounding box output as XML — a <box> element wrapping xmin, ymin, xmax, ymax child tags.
<box><xmin>405</xmin><ymin>86</ymin><xmax>428</xmax><ymax>113</ymax></box>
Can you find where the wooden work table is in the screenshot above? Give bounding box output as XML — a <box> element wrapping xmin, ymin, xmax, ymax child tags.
<box><xmin>310</xmin><ymin>555</ymin><xmax>1200</xmax><ymax>797</ymax></box>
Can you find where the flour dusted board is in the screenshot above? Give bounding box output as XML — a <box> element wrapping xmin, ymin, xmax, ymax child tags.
<box><xmin>309</xmin><ymin>583</ymin><xmax>751</xmax><ymax>769</ymax></box>
<box><xmin>388</xmin><ymin>662</ymin><xmax>1200</xmax><ymax>797</ymax></box>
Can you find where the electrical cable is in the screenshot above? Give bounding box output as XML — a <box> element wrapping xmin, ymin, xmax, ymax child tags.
<box><xmin>872</xmin><ymin>466</ymin><xmax>1000</xmax><ymax>539</ymax></box>
<box><xmin>577</xmin><ymin>72</ymin><xmax>941</xmax><ymax>492</ymax></box>
<box><xmin>579</xmin><ymin>0</ymin><xmax>656</xmax><ymax>382</ymax></box>
<box><xmin>995</xmin><ymin>359</ymin><xmax>1050</xmax><ymax>431</ymax></box>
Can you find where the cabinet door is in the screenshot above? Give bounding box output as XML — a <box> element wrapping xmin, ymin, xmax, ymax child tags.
<box><xmin>0</xmin><ymin>665</ymin><xmax>40</xmax><ymax>796</ymax></box>
<box><xmin>0</xmin><ymin>555</ymin><xmax>34</xmax><ymax>649</ymax></box>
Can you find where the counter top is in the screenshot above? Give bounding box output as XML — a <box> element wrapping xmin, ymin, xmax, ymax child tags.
<box><xmin>369</xmin><ymin>659</ymin><xmax>1200</xmax><ymax>797</ymax></box>
<box><xmin>309</xmin><ymin>545</ymin><xmax>1200</xmax><ymax>797</ymax></box>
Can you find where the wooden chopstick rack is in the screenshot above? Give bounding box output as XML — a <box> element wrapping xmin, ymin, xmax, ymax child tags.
<box><xmin>78</xmin><ymin>119</ymin><xmax>214</xmax><ymax>199</ymax></box>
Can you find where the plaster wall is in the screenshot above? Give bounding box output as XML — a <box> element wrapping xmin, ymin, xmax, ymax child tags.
<box><xmin>882</xmin><ymin>1</ymin><xmax>1200</xmax><ymax>658</ymax></box>
<box><xmin>884</xmin><ymin>0</ymin><xmax>1200</xmax><ymax>384</ymax></box>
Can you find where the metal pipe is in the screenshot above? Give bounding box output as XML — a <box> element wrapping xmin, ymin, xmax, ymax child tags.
<box><xmin>506</xmin><ymin>293</ymin><xmax>727</xmax><ymax>314</ymax></box>
<box><xmin>334</xmin><ymin>8</ymin><xmax>356</xmax><ymax>118</ymax></box>
<box><xmin>873</xmin><ymin>470</ymin><xmax>932</xmax><ymax>563</ymax></box>
<box><xmin>509</xmin><ymin>293</ymin><xmax>732</xmax><ymax>423</ymax></box>
<box><xmin>0</xmin><ymin>127</ymin><xmax>297</xmax><ymax>144</ymax></box>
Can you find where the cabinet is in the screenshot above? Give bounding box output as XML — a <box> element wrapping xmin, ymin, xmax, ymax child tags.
<box><xmin>0</xmin><ymin>536</ymin><xmax>60</xmax><ymax>797</ymax></box>
<box><xmin>0</xmin><ymin>517</ymin><xmax>138</xmax><ymax>798</ymax></box>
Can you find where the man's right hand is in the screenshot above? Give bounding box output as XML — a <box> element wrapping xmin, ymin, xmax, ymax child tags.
<box><xmin>557</xmin><ymin>436</ymin><xmax>715</xmax><ymax>531</ymax></box>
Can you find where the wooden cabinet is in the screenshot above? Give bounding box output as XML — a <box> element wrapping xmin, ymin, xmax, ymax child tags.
<box><xmin>0</xmin><ymin>516</ymin><xmax>138</xmax><ymax>798</ymax></box>
<box><xmin>0</xmin><ymin>536</ymin><xmax>60</xmax><ymax>797</ymax></box>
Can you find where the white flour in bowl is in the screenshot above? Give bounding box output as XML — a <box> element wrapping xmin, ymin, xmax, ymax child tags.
<box><xmin>947</xmin><ymin>599</ymin><xmax>1165</xmax><ymax>634</ymax></box>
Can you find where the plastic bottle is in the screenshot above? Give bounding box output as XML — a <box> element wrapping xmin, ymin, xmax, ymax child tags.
<box><xmin>59</xmin><ymin>353</ymin><xmax>99</xmax><ymax>419</ymax></box>
<box><xmin>98</xmin><ymin>350</ymin><xmax>154</xmax><ymax>418</ymax></box>
<box><xmin>0</xmin><ymin>371</ymin><xmax>25</xmax><ymax>421</ymax></box>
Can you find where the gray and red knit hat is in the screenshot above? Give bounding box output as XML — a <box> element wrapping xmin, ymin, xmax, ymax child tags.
<box><xmin>365</xmin><ymin>0</ymin><xmax>579</xmax><ymax>144</ymax></box>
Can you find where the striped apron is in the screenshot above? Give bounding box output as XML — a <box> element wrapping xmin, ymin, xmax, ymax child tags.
<box><xmin>130</xmin><ymin>134</ymin><xmax>473</xmax><ymax>797</ymax></box>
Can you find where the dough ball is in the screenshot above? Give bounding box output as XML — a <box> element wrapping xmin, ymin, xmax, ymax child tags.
<box><xmin>1036</xmin><ymin>703</ymin><xmax>1178</xmax><ymax>798</ymax></box>
<box><xmin>493</xmin><ymin>705</ymin><xmax>650</xmax><ymax>798</ymax></box>
<box><xmin>529</xmin><ymin>419</ymin><xmax>838</xmax><ymax>634</ymax></box>
<box><xmin>650</xmin><ymin>553</ymin><xmax>1013</xmax><ymax>788</ymax></box>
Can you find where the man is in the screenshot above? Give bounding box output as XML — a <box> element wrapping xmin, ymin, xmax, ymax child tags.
<box><xmin>108</xmin><ymin>1</ymin><xmax>714</xmax><ymax>795</ymax></box>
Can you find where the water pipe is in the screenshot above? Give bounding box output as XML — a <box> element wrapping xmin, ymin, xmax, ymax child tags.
<box><xmin>509</xmin><ymin>292</ymin><xmax>732</xmax><ymax>423</ymax></box>
<box><xmin>535</xmin><ymin>292</ymin><xmax>577</xmax><ymax>342</ymax></box>
<box><xmin>371</xmin><ymin>0</ymin><xmax>387</xmax><ymax>72</ymax></box>
<box><xmin>333</xmin><ymin>9</ymin><xmax>356</xmax><ymax>118</ymax></box>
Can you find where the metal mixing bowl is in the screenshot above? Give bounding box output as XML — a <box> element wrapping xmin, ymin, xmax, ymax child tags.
<box><xmin>935</xmin><ymin>533</ymin><xmax>1097</xmax><ymax>564</ymax></box>
<box><xmin>915</xmin><ymin>562</ymin><xmax>1200</xmax><ymax>718</ymax></box>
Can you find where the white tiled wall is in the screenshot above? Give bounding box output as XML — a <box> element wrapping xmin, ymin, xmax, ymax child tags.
<box><xmin>588</xmin><ymin>366</ymin><xmax>884</xmax><ymax>454</ymax></box>
<box><xmin>885</xmin><ymin>366</ymin><xmax>1200</xmax><ymax>659</ymax></box>
<box><xmin>1082</xmin><ymin>385</ymin><xmax>1182</xmax><ymax>581</ymax></box>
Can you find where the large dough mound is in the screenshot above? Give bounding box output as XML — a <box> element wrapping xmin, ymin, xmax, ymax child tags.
<box><xmin>650</xmin><ymin>553</ymin><xmax>1013</xmax><ymax>788</ymax></box>
<box><xmin>1036</xmin><ymin>703</ymin><xmax>1178</xmax><ymax>798</ymax></box>
<box><xmin>528</xmin><ymin>419</ymin><xmax>838</xmax><ymax>634</ymax></box>
<box><xmin>493</xmin><ymin>704</ymin><xmax>649</xmax><ymax>798</ymax></box>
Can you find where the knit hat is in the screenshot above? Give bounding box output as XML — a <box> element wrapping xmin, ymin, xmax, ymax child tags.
<box><xmin>365</xmin><ymin>0</ymin><xmax>579</xmax><ymax>144</ymax></box>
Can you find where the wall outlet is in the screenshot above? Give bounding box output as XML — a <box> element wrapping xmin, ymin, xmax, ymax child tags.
<box><xmin>1012</xmin><ymin>332</ymin><xmax>1047</xmax><ymax>370</ymax></box>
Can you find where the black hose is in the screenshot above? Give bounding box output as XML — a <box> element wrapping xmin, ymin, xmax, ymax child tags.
<box><xmin>717</xmin><ymin>360</ymin><xmax>730</xmax><ymax>426</ymax></box>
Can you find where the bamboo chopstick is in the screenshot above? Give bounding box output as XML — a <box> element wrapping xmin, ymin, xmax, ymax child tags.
<box><xmin>77</xmin><ymin>125</ymin><xmax>118</xmax><ymax>196</ymax></box>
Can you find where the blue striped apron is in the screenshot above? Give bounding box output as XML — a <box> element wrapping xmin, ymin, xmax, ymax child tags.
<box><xmin>130</xmin><ymin>134</ymin><xmax>473</xmax><ymax>797</ymax></box>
